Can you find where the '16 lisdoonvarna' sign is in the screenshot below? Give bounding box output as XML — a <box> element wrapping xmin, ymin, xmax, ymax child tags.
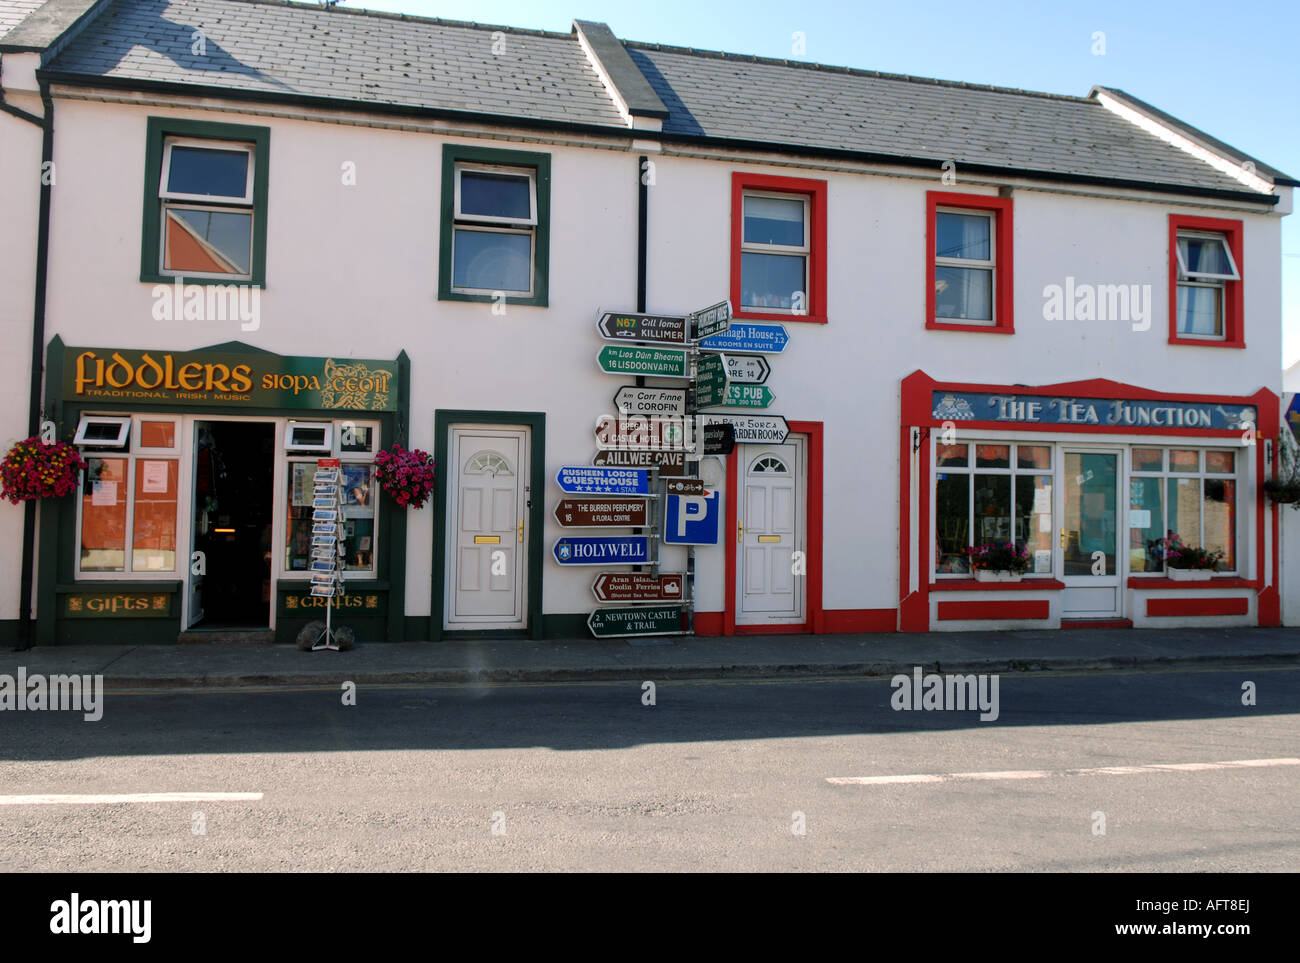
<box><xmin>63</xmin><ymin>346</ymin><xmax>399</xmax><ymax>411</ymax></box>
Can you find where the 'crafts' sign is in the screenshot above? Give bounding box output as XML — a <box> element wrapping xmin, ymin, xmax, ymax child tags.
<box><xmin>932</xmin><ymin>392</ymin><xmax>1255</xmax><ymax>431</ymax></box>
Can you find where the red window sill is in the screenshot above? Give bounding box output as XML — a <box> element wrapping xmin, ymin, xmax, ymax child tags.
<box><xmin>1127</xmin><ymin>576</ymin><xmax>1257</xmax><ymax>589</ymax></box>
<box><xmin>734</xmin><ymin>310</ymin><xmax>826</xmax><ymax>324</ymax></box>
<box><xmin>926</xmin><ymin>320</ymin><xmax>1014</xmax><ymax>335</ymax></box>
<box><xmin>930</xmin><ymin>578</ymin><xmax>1065</xmax><ymax>591</ymax></box>
<box><xmin>1167</xmin><ymin>337</ymin><xmax>1245</xmax><ymax>349</ymax></box>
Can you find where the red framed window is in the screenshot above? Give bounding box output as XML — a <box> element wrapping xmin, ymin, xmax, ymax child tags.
<box><xmin>1168</xmin><ymin>214</ymin><xmax>1243</xmax><ymax>348</ymax></box>
<box><xmin>925</xmin><ymin>191</ymin><xmax>1014</xmax><ymax>334</ymax></box>
<box><xmin>731</xmin><ymin>172</ymin><xmax>827</xmax><ymax>323</ymax></box>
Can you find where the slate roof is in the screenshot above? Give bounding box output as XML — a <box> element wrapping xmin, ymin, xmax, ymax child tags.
<box><xmin>0</xmin><ymin>0</ymin><xmax>49</xmax><ymax>40</ymax></box>
<box><xmin>31</xmin><ymin>0</ymin><xmax>1292</xmax><ymax>196</ymax></box>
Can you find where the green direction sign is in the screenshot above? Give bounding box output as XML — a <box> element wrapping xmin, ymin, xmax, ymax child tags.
<box><xmin>690</xmin><ymin>300</ymin><xmax>732</xmax><ymax>341</ymax></box>
<box><xmin>723</xmin><ymin>385</ymin><xmax>775</xmax><ymax>409</ymax></box>
<box><xmin>695</xmin><ymin>352</ymin><xmax>730</xmax><ymax>408</ymax></box>
<box><xmin>597</xmin><ymin>345</ymin><xmax>690</xmax><ymax>379</ymax></box>
<box><xmin>587</xmin><ymin>605</ymin><xmax>687</xmax><ymax>638</ymax></box>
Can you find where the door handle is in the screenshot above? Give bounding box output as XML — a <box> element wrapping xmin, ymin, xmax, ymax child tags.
<box><xmin>738</xmin><ymin>520</ymin><xmax>743</xmax><ymax>543</ymax></box>
<box><xmin>518</xmin><ymin>520</ymin><xmax>524</xmax><ymax>543</ymax></box>
<box><xmin>1059</xmin><ymin>528</ymin><xmax>1066</xmax><ymax>548</ymax></box>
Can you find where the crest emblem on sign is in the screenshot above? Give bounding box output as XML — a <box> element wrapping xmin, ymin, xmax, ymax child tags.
<box><xmin>557</xmin><ymin>542</ymin><xmax>572</xmax><ymax>561</ymax></box>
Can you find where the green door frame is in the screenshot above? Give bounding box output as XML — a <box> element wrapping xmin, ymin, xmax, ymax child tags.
<box><xmin>431</xmin><ymin>410</ymin><xmax>546</xmax><ymax>641</ymax></box>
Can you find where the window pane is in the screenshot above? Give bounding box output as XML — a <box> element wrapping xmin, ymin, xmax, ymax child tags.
<box><xmin>140</xmin><ymin>421</ymin><xmax>176</xmax><ymax>449</ymax></box>
<box><xmin>744</xmin><ymin>195</ymin><xmax>805</xmax><ymax>246</ymax></box>
<box><xmin>740</xmin><ymin>252</ymin><xmax>805</xmax><ymax>309</ymax></box>
<box><xmin>1203</xmin><ymin>478</ymin><xmax>1235</xmax><ymax>569</ymax></box>
<box><xmin>1178</xmin><ymin>236</ymin><xmax>1232</xmax><ymax>276</ymax></box>
<box><xmin>1016</xmin><ymin>445</ymin><xmax>1051</xmax><ymax>470</ymax></box>
<box><xmin>1166</xmin><ymin>477</ymin><xmax>1201</xmax><ymax>549</ymax></box>
<box><xmin>453</xmin><ymin>229</ymin><xmax>531</xmax><ymax>292</ymax></box>
<box><xmin>935</xmin><ymin>212</ymin><xmax>991</xmax><ymax>260</ymax></box>
<box><xmin>935</xmin><ymin>266</ymin><xmax>993</xmax><ymax>321</ymax></box>
<box><xmin>132</xmin><ymin>459</ymin><xmax>178</xmax><ymax>572</ymax></box>
<box><xmin>460</xmin><ymin>171</ymin><xmax>532</xmax><ymax>220</ymax></box>
<box><xmin>164</xmin><ymin>208</ymin><xmax>252</xmax><ymax>275</ymax></box>
<box><xmin>1129</xmin><ymin>476</ymin><xmax>1164</xmax><ymax>572</ymax></box>
<box><xmin>285</xmin><ymin>463</ymin><xmax>315</xmax><ymax>572</ymax></box>
<box><xmin>935</xmin><ymin>473</ymin><xmax>970</xmax><ymax>573</ymax></box>
<box><xmin>936</xmin><ymin>443</ymin><xmax>968</xmax><ymax>468</ymax></box>
<box><xmin>1132</xmin><ymin>448</ymin><xmax>1163</xmax><ymax>472</ymax></box>
<box><xmin>976</xmin><ymin>444</ymin><xmax>1010</xmax><ymax>469</ymax></box>
<box><xmin>1015</xmin><ymin>474</ymin><xmax>1053</xmax><ymax>571</ymax></box>
<box><xmin>973</xmin><ymin>474</ymin><xmax>1011</xmax><ymax>545</ymax></box>
<box><xmin>1176</xmin><ymin>284</ymin><xmax>1222</xmax><ymax>336</ymax></box>
<box><xmin>1170</xmin><ymin>450</ymin><xmax>1199</xmax><ymax>472</ymax></box>
<box><xmin>340</xmin><ymin>425</ymin><xmax>376</xmax><ymax>453</ymax></box>
<box><xmin>342</xmin><ymin>463</ymin><xmax>376</xmax><ymax>573</ymax></box>
<box><xmin>166</xmin><ymin>146</ymin><xmax>249</xmax><ymax>198</ymax></box>
<box><xmin>81</xmin><ymin>458</ymin><xmax>127</xmax><ymax>572</ymax></box>
<box><xmin>1205</xmin><ymin>450</ymin><xmax>1235</xmax><ymax>474</ymax></box>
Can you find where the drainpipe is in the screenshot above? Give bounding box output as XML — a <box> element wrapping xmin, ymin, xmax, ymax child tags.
<box><xmin>11</xmin><ymin>78</ymin><xmax>54</xmax><ymax>651</ymax></box>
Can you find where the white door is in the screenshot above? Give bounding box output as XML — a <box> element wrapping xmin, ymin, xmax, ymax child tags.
<box><xmin>736</xmin><ymin>437</ymin><xmax>806</xmax><ymax>625</ymax></box>
<box><xmin>1058</xmin><ymin>448</ymin><xmax>1122</xmax><ymax>618</ymax></box>
<box><xmin>445</xmin><ymin>427</ymin><xmax>529</xmax><ymax>629</ymax></box>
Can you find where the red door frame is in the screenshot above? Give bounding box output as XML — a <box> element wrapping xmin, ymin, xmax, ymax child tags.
<box><xmin>722</xmin><ymin>421</ymin><xmax>824</xmax><ymax>635</ymax></box>
<box><xmin>899</xmin><ymin>371</ymin><xmax>1278</xmax><ymax>632</ymax></box>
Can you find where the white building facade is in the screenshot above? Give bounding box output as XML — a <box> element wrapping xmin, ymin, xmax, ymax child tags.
<box><xmin>0</xmin><ymin>0</ymin><xmax>1293</xmax><ymax>644</ymax></box>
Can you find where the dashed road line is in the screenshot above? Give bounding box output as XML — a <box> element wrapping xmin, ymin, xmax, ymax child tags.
<box><xmin>827</xmin><ymin>757</ymin><xmax>1300</xmax><ymax>786</ymax></box>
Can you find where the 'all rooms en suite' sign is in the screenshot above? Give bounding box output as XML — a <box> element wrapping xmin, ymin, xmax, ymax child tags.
<box><xmin>932</xmin><ymin>392</ymin><xmax>1256</xmax><ymax>431</ymax></box>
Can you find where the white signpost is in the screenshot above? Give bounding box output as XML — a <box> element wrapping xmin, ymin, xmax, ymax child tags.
<box><xmin>700</xmin><ymin>414</ymin><xmax>790</xmax><ymax>444</ymax></box>
<box><xmin>613</xmin><ymin>385</ymin><xmax>688</xmax><ymax>418</ymax></box>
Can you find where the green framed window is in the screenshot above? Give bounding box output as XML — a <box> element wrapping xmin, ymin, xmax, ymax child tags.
<box><xmin>140</xmin><ymin>117</ymin><xmax>270</xmax><ymax>287</ymax></box>
<box><xmin>439</xmin><ymin>144</ymin><xmax>550</xmax><ymax>306</ymax></box>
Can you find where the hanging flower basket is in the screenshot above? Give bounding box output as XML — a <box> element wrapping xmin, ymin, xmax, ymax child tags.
<box><xmin>1</xmin><ymin>437</ymin><xmax>87</xmax><ymax>504</ymax></box>
<box><xmin>1263</xmin><ymin>479</ymin><xmax>1300</xmax><ymax>504</ymax></box>
<box><xmin>373</xmin><ymin>444</ymin><xmax>435</xmax><ymax>509</ymax></box>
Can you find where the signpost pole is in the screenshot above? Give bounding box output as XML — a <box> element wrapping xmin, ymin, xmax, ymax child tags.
<box><xmin>685</xmin><ymin>346</ymin><xmax>699</xmax><ymax>635</ymax></box>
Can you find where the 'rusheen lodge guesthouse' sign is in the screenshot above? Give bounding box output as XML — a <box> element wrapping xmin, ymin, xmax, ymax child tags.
<box><xmin>63</xmin><ymin>346</ymin><xmax>399</xmax><ymax>411</ymax></box>
<box><xmin>932</xmin><ymin>391</ymin><xmax>1256</xmax><ymax>431</ymax></box>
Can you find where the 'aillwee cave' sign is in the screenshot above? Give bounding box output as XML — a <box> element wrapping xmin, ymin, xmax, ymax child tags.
<box><xmin>932</xmin><ymin>392</ymin><xmax>1255</xmax><ymax>431</ymax></box>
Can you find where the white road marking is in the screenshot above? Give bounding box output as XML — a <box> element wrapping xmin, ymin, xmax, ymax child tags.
<box><xmin>0</xmin><ymin>792</ymin><xmax>263</xmax><ymax>806</ymax></box>
<box><xmin>828</xmin><ymin>757</ymin><xmax>1300</xmax><ymax>786</ymax></box>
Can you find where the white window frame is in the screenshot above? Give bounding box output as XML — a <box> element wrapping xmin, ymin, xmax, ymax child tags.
<box><xmin>1130</xmin><ymin>446</ymin><xmax>1240</xmax><ymax>574</ymax></box>
<box><xmin>933</xmin><ymin>207</ymin><xmax>996</xmax><ymax>326</ymax></box>
<box><xmin>740</xmin><ymin>190</ymin><xmax>810</xmax><ymax>315</ymax></box>
<box><xmin>134</xmin><ymin>416</ymin><xmax>181</xmax><ymax>454</ymax></box>
<box><xmin>73</xmin><ymin>415</ymin><xmax>131</xmax><ymax>448</ymax></box>
<box><xmin>160</xmin><ymin>137</ymin><xmax>255</xmax><ymax>204</ymax></box>
<box><xmin>284</xmin><ymin>421</ymin><xmax>333</xmax><ymax>454</ymax></box>
<box><xmin>453</xmin><ymin>163</ymin><xmax>537</xmax><ymax>227</ymax></box>
<box><xmin>1174</xmin><ymin>231</ymin><xmax>1238</xmax><ymax>342</ymax></box>
<box><xmin>159</xmin><ymin>203</ymin><xmax>256</xmax><ymax>281</ymax></box>
<box><xmin>449</xmin><ymin>223</ymin><xmax>536</xmax><ymax>297</ymax></box>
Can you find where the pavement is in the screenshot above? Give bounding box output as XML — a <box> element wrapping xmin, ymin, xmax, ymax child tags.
<box><xmin>3</xmin><ymin>625</ymin><xmax>1298</xmax><ymax>689</ymax></box>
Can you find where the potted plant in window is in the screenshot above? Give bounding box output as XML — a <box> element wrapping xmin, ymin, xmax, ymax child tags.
<box><xmin>965</xmin><ymin>542</ymin><xmax>1030</xmax><ymax>582</ymax></box>
<box><xmin>1264</xmin><ymin>430</ymin><xmax>1300</xmax><ymax>505</ymax></box>
<box><xmin>1155</xmin><ymin>533</ymin><xmax>1223</xmax><ymax>581</ymax></box>
<box><xmin>0</xmin><ymin>437</ymin><xmax>87</xmax><ymax>504</ymax></box>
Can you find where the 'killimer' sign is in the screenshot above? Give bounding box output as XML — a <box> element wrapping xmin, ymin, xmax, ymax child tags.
<box><xmin>932</xmin><ymin>392</ymin><xmax>1256</xmax><ymax>431</ymax></box>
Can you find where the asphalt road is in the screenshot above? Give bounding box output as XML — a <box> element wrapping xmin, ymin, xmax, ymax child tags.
<box><xmin>1</xmin><ymin>666</ymin><xmax>1296</xmax><ymax>871</ymax></box>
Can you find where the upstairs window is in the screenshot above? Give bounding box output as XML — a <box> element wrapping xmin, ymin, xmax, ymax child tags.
<box><xmin>730</xmin><ymin>172</ymin><xmax>827</xmax><ymax>323</ymax></box>
<box><xmin>926</xmin><ymin>192</ymin><xmax>1014</xmax><ymax>334</ymax></box>
<box><xmin>141</xmin><ymin>118</ymin><xmax>269</xmax><ymax>287</ymax></box>
<box><xmin>440</xmin><ymin>145</ymin><xmax>551</xmax><ymax>307</ymax></box>
<box><xmin>1168</xmin><ymin>214</ymin><xmax>1244</xmax><ymax>348</ymax></box>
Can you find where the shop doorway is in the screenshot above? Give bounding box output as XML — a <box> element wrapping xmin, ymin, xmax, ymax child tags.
<box><xmin>735</xmin><ymin>435</ymin><xmax>807</xmax><ymax>626</ymax></box>
<box><xmin>188</xmin><ymin>421</ymin><xmax>275</xmax><ymax>628</ymax></box>
<box><xmin>1059</xmin><ymin>448</ymin><xmax>1122</xmax><ymax>618</ymax></box>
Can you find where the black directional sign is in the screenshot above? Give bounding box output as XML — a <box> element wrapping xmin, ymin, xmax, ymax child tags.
<box><xmin>596</xmin><ymin>311</ymin><xmax>688</xmax><ymax>345</ymax></box>
<box><xmin>702</xmin><ymin>421</ymin><xmax>735</xmax><ymax>455</ymax></box>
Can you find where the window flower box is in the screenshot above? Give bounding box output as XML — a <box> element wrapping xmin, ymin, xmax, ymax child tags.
<box><xmin>974</xmin><ymin>570</ymin><xmax>1024</xmax><ymax>583</ymax></box>
<box><xmin>1166</xmin><ymin>568</ymin><xmax>1212</xmax><ymax>582</ymax></box>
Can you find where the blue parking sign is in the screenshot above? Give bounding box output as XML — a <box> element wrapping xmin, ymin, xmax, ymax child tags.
<box><xmin>664</xmin><ymin>491</ymin><xmax>720</xmax><ymax>545</ymax></box>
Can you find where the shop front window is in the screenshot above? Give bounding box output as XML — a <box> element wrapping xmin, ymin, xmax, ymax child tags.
<box><xmin>1129</xmin><ymin>448</ymin><xmax>1236</xmax><ymax>572</ymax></box>
<box><xmin>284</xmin><ymin>420</ymin><xmax>378</xmax><ymax>577</ymax></box>
<box><xmin>935</xmin><ymin>442</ymin><xmax>1053</xmax><ymax>575</ymax></box>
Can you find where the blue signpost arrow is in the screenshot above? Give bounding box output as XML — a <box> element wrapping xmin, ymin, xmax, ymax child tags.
<box><xmin>699</xmin><ymin>322</ymin><xmax>788</xmax><ymax>354</ymax></box>
<box><xmin>553</xmin><ymin>535</ymin><xmax>651</xmax><ymax>566</ymax></box>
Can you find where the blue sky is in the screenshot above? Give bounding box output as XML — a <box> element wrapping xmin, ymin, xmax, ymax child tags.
<box><xmin>350</xmin><ymin>0</ymin><xmax>1299</xmax><ymax>362</ymax></box>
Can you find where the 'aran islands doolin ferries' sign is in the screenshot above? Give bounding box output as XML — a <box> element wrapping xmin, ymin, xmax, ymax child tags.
<box><xmin>64</xmin><ymin>346</ymin><xmax>398</xmax><ymax>411</ymax></box>
<box><xmin>932</xmin><ymin>391</ymin><xmax>1256</xmax><ymax>431</ymax></box>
